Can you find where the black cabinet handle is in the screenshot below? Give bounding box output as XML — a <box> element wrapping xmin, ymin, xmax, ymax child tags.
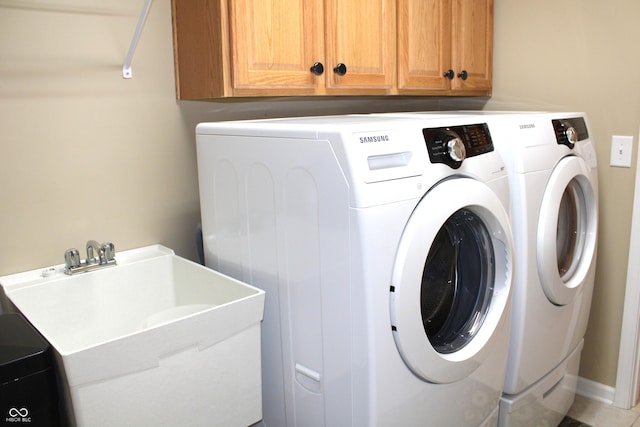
<box><xmin>310</xmin><ymin>62</ymin><xmax>324</xmax><ymax>76</ymax></box>
<box><xmin>333</xmin><ymin>63</ymin><xmax>347</xmax><ymax>76</ymax></box>
<box><xmin>457</xmin><ymin>70</ymin><xmax>468</xmax><ymax>80</ymax></box>
<box><xmin>443</xmin><ymin>69</ymin><xmax>454</xmax><ymax>80</ymax></box>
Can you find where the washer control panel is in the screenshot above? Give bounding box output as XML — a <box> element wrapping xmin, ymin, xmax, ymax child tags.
<box><xmin>423</xmin><ymin>123</ymin><xmax>494</xmax><ymax>169</ymax></box>
<box><xmin>552</xmin><ymin>117</ymin><xmax>589</xmax><ymax>148</ymax></box>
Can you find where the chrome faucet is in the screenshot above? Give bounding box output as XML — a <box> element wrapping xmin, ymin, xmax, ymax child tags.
<box><xmin>86</xmin><ymin>240</ymin><xmax>104</xmax><ymax>265</ymax></box>
<box><xmin>64</xmin><ymin>240</ymin><xmax>117</xmax><ymax>275</ymax></box>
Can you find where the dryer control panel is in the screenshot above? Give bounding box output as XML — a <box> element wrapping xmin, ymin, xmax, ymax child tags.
<box><xmin>552</xmin><ymin>117</ymin><xmax>589</xmax><ymax>148</ymax></box>
<box><xmin>423</xmin><ymin>123</ymin><xmax>494</xmax><ymax>169</ymax></box>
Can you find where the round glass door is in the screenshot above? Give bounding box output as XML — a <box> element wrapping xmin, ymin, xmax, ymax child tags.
<box><xmin>390</xmin><ymin>178</ymin><xmax>513</xmax><ymax>384</ymax></box>
<box><xmin>557</xmin><ymin>180</ymin><xmax>587</xmax><ymax>280</ymax></box>
<box><xmin>537</xmin><ymin>156</ymin><xmax>597</xmax><ymax>306</ymax></box>
<box><xmin>422</xmin><ymin>208</ymin><xmax>495</xmax><ymax>354</ymax></box>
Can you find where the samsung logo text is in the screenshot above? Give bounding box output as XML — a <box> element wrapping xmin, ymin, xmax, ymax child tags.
<box><xmin>359</xmin><ymin>135</ymin><xmax>390</xmax><ymax>143</ymax></box>
<box><xmin>519</xmin><ymin>124</ymin><xmax>535</xmax><ymax>129</ymax></box>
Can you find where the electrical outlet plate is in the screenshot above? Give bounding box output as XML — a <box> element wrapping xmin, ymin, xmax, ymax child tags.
<box><xmin>610</xmin><ymin>135</ymin><xmax>633</xmax><ymax>168</ymax></box>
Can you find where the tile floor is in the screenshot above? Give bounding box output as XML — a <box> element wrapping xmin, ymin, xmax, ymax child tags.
<box><xmin>567</xmin><ymin>395</ymin><xmax>640</xmax><ymax>427</ymax></box>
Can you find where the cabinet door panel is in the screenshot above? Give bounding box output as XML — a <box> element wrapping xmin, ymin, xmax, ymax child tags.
<box><xmin>452</xmin><ymin>0</ymin><xmax>493</xmax><ymax>91</ymax></box>
<box><xmin>325</xmin><ymin>0</ymin><xmax>395</xmax><ymax>93</ymax></box>
<box><xmin>230</xmin><ymin>0</ymin><xmax>324</xmax><ymax>92</ymax></box>
<box><xmin>398</xmin><ymin>0</ymin><xmax>451</xmax><ymax>91</ymax></box>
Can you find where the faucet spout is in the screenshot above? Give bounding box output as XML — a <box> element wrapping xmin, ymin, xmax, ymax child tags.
<box><xmin>86</xmin><ymin>240</ymin><xmax>105</xmax><ymax>265</ymax></box>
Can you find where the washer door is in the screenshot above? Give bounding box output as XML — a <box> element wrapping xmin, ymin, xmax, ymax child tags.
<box><xmin>390</xmin><ymin>178</ymin><xmax>513</xmax><ymax>384</ymax></box>
<box><xmin>537</xmin><ymin>156</ymin><xmax>598</xmax><ymax>306</ymax></box>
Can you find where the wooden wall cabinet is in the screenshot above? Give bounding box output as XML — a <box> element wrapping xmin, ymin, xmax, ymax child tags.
<box><xmin>171</xmin><ymin>0</ymin><xmax>492</xmax><ymax>99</ymax></box>
<box><xmin>398</xmin><ymin>0</ymin><xmax>493</xmax><ymax>95</ymax></box>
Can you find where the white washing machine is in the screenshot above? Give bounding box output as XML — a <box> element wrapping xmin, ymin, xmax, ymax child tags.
<box><xmin>486</xmin><ymin>112</ymin><xmax>599</xmax><ymax>427</ymax></box>
<box><xmin>196</xmin><ymin>114</ymin><xmax>515</xmax><ymax>426</ymax></box>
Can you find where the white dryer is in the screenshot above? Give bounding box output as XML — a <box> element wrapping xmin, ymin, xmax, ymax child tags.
<box><xmin>196</xmin><ymin>114</ymin><xmax>515</xmax><ymax>426</ymax></box>
<box><xmin>486</xmin><ymin>112</ymin><xmax>599</xmax><ymax>426</ymax></box>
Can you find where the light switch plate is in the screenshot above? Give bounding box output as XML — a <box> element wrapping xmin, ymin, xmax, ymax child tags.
<box><xmin>610</xmin><ymin>135</ymin><xmax>633</xmax><ymax>168</ymax></box>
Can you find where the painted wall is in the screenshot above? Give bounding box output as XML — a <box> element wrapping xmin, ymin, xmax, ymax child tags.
<box><xmin>0</xmin><ymin>1</ymin><xmax>443</xmax><ymax>275</ymax></box>
<box><xmin>0</xmin><ymin>1</ymin><xmax>202</xmax><ymax>273</ymax></box>
<box><xmin>486</xmin><ymin>0</ymin><xmax>640</xmax><ymax>387</ymax></box>
<box><xmin>0</xmin><ymin>0</ymin><xmax>635</xmax><ymax>391</ymax></box>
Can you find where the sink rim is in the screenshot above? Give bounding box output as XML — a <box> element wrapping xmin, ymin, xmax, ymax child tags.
<box><xmin>0</xmin><ymin>244</ymin><xmax>265</xmax><ymax>357</ymax></box>
<box><xmin>0</xmin><ymin>244</ymin><xmax>175</xmax><ymax>293</ymax></box>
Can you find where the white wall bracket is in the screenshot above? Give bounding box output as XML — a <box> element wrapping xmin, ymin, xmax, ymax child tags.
<box><xmin>122</xmin><ymin>0</ymin><xmax>153</xmax><ymax>79</ymax></box>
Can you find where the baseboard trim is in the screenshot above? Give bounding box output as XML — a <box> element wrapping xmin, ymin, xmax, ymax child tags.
<box><xmin>576</xmin><ymin>376</ymin><xmax>615</xmax><ymax>405</ymax></box>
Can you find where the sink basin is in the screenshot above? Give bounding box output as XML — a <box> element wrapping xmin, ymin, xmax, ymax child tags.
<box><xmin>0</xmin><ymin>245</ymin><xmax>265</xmax><ymax>427</ymax></box>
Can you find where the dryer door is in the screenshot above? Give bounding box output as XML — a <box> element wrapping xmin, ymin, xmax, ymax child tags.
<box><xmin>537</xmin><ymin>155</ymin><xmax>598</xmax><ymax>306</ymax></box>
<box><xmin>390</xmin><ymin>178</ymin><xmax>513</xmax><ymax>384</ymax></box>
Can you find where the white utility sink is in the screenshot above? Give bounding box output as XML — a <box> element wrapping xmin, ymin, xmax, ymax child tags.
<box><xmin>0</xmin><ymin>245</ymin><xmax>265</xmax><ymax>427</ymax></box>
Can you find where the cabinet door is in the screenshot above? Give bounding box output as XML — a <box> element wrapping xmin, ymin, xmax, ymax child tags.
<box><xmin>451</xmin><ymin>0</ymin><xmax>493</xmax><ymax>91</ymax></box>
<box><xmin>324</xmin><ymin>0</ymin><xmax>396</xmax><ymax>94</ymax></box>
<box><xmin>397</xmin><ymin>0</ymin><xmax>452</xmax><ymax>91</ymax></box>
<box><xmin>229</xmin><ymin>0</ymin><xmax>324</xmax><ymax>95</ymax></box>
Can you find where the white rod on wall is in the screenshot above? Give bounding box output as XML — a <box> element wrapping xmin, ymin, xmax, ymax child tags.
<box><xmin>122</xmin><ymin>0</ymin><xmax>153</xmax><ymax>79</ymax></box>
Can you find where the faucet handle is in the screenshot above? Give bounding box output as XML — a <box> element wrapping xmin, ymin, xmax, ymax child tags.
<box><xmin>102</xmin><ymin>242</ymin><xmax>116</xmax><ymax>262</ymax></box>
<box><xmin>64</xmin><ymin>248</ymin><xmax>81</xmax><ymax>270</ymax></box>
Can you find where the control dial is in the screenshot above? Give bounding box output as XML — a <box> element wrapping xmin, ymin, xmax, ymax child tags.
<box><xmin>435</xmin><ymin>129</ymin><xmax>467</xmax><ymax>163</ymax></box>
<box><xmin>565</xmin><ymin>126</ymin><xmax>578</xmax><ymax>147</ymax></box>
<box><xmin>447</xmin><ymin>137</ymin><xmax>466</xmax><ymax>162</ymax></box>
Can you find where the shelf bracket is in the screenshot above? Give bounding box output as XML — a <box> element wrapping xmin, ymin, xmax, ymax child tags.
<box><xmin>122</xmin><ymin>0</ymin><xmax>153</xmax><ymax>79</ymax></box>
